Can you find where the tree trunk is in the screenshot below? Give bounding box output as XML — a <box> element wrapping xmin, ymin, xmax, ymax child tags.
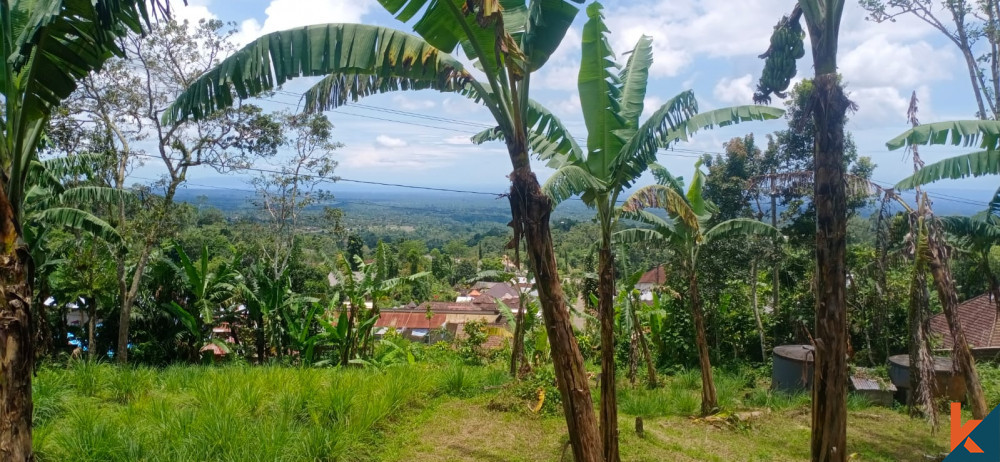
<box><xmin>926</xmin><ymin>226</ymin><xmax>989</xmax><ymax>419</ymax></box>
<box><xmin>0</xmin><ymin>191</ymin><xmax>34</xmax><ymax>461</ymax></box>
<box><xmin>254</xmin><ymin>310</ymin><xmax>267</xmax><ymax>364</ymax></box>
<box><xmin>597</xmin><ymin>227</ymin><xmax>619</xmax><ymax>462</ymax></box>
<box><xmin>907</xmin><ymin>264</ymin><xmax>937</xmax><ymax>426</ymax></box>
<box><xmin>628</xmin><ymin>298</ymin><xmax>657</xmax><ymax>389</ymax></box>
<box><xmin>508</xmin><ymin>156</ymin><xmax>602</xmax><ymax>462</ymax></box>
<box><xmin>87</xmin><ymin>297</ymin><xmax>97</xmax><ymax>362</ymax></box>
<box><xmin>689</xmin><ymin>271</ymin><xmax>717</xmax><ymax>415</ymax></box>
<box><xmin>810</xmin><ymin>72</ymin><xmax>850</xmax><ymax>462</ymax></box>
<box><xmin>750</xmin><ymin>259</ymin><xmax>768</xmax><ymax>362</ymax></box>
<box><xmin>510</xmin><ymin>293</ymin><xmax>526</xmax><ymax>377</ymax></box>
<box><xmin>34</xmin><ymin>283</ymin><xmax>52</xmax><ymax>360</ymax></box>
<box><xmin>771</xmin><ymin>191</ymin><xmax>780</xmax><ymax>319</ymax></box>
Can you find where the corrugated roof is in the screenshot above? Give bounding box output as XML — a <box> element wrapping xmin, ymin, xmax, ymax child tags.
<box><xmin>929</xmin><ymin>293</ymin><xmax>999</xmax><ymax>349</ymax></box>
<box><xmin>850</xmin><ymin>375</ymin><xmax>896</xmax><ymax>392</ymax></box>
<box><xmin>374</xmin><ymin>312</ymin><xmax>447</xmax><ymax>329</ymax></box>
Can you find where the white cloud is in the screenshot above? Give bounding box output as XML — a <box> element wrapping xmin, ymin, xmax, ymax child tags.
<box><xmin>235</xmin><ymin>0</ymin><xmax>375</xmax><ymax>44</ymax></box>
<box><xmin>533</xmin><ymin>27</ymin><xmax>582</xmax><ymax>91</ymax></box>
<box><xmin>713</xmin><ymin>74</ymin><xmax>755</xmax><ymax>106</ymax></box>
<box><xmin>641</xmin><ymin>96</ymin><xmax>662</xmax><ymax>120</ymax></box>
<box><xmin>341</xmin><ymin>145</ymin><xmax>465</xmax><ymax>170</ymax></box>
<box><xmin>444</xmin><ymin>135</ymin><xmax>472</xmax><ymax>145</ymax></box>
<box><xmin>840</xmin><ymin>36</ymin><xmax>954</xmax><ymax>89</ymax></box>
<box><xmin>375</xmin><ymin>135</ymin><xmax>408</xmax><ymax>148</ymax></box>
<box><xmin>391</xmin><ymin>95</ymin><xmax>436</xmax><ymax>111</ymax></box>
<box><xmin>171</xmin><ymin>0</ymin><xmax>217</xmax><ymax>24</ymax></box>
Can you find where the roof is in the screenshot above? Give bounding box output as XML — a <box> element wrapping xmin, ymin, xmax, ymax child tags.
<box><xmin>637</xmin><ymin>265</ymin><xmax>667</xmax><ymax>286</ymax></box>
<box><xmin>929</xmin><ymin>293</ymin><xmax>1000</xmax><ymax>349</ymax></box>
<box><xmin>484</xmin><ymin>283</ymin><xmax>519</xmax><ymax>300</ymax></box>
<box><xmin>849</xmin><ymin>367</ymin><xmax>897</xmax><ymax>392</ymax></box>
<box><xmin>374</xmin><ymin>312</ymin><xmax>447</xmax><ymax>330</ymax></box>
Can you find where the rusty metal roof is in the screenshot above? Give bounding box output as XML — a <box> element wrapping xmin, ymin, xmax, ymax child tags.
<box><xmin>929</xmin><ymin>293</ymin><xmax>999</xmax><ymax>349</ymax></box>
<box><xmin>850</xmin><ymin>375</ymin><xmax>897</xmax><ymax>392</ymax></box>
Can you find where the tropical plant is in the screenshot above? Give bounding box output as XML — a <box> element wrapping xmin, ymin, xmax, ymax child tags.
<box><xmin>616</xmin><ymin>270</ymin><xmax>657</xmax><ymax>389</ymax></box>
<box><xmin>161</xmin><ymin>2</ymin><xmax>606</xmax><ymax>457</ymax></box>
<box><xmin>615</xmin><ymin>164</ymin><xmax>781</xmax><ymax>415</ymax></box>
<box><xmin>754</xmin><ymin>1</ymin><xmax>852</xmax><ymax>458</ymax></box>
<box><xmin>503</xmin><ymin>6</ymin><xmax>782</xmax><ymax>447</ymax></box>
<box><xmin>166</xmin><ymin>242</ymin><xmax>242</xmax><ymax>359</ymax></box>
<box><xmin>889</xmin><ymin>120</ymin><xmax>1000</xmax><ymax>190</ymax></box>
<box><xmin>0</xmin><ymin>0</ymin><xmax>172</xmax><ymax>455</ymax></box>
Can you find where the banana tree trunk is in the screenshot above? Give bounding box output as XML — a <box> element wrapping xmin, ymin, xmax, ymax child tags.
<box><xmin>750</xmin><ymin>259</ymin><xmax>768</xmax><ymax>362</ymax></box>
<box><xmin>254</xmin><ymin>310</ymin><xmax>267</xmax><ymax>364</ymax></box>
<box><xmin>508</xmin><ymin>144</ymin><xmax>602</xmax><ymax>462</ymax></box>
<box><xmin>510</xmin><ymin>294</ymin><xmax>527</xmax><ymax>377</ymax></box>
<box><xmin>926</xmin><ymin>229</ymin><xmax>988</xmax><ymax>419</ymax></box>
<box><xmin>810</xmin><ymin>65</ymin><xmax>851</xmax><ymax>460</ymax></box>
<box><xmin>597</xmin><ymin>220</ymin><xmax>620</xmax><ymax>462</ymax></box>
<box><xmin>628</xmin><ymin>299</ymin><xmax>657</xmax><ymax>389</ymax></box>
<box><xmin>907</xmin><ymin>265</ymin><xmax>937</xmax><ymax>425</ymax></box>
<box><xmin>689</xmin><ymin>270</ymin><xmax>717</xmax><ymax>415</ymax></box>
<box><xmin>34</xmin><ymin>282</ymin><xmax>52</xmax><ymax>359</ymax></box>
<box><xmin>87</xmin><ymin>297</ymin><xmax>97</xmax><ymax>362</ymax></box>
<box><xmin>0</xmin><ymin>190</ymin><xmax>34</xmax><ymax>461</ymax></box>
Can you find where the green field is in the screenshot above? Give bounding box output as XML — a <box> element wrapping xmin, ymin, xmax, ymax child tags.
<box><xmin>32</xmin><ymin>360</ymin><xmax>963</xmax><ymax>462</ymax></box>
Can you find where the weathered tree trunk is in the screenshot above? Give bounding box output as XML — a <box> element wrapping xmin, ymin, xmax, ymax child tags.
<box><xmin>508</xmin><ymin>142</ymin><xmax>602</xmax><ymax>462</ymax></box>
<box><xmin>907</xmin><ymin>264</ymin><xmax>938</xmax><ymax>426</ymax></box>
<box><xmin>34</xmin><ymin>283</ymin><xmax>52</xmax><ymax>360</ymax></box>
<box><xmin>771</xmin><ymin>191</ymin><xmax>780</xmax><ymax>319</ymax></box>
<box><xmin>750</xmin><ymin>259</ymin><xmax>768</xmax><ymax>362</ymax></box>
<box><xmin>926</xmin><ymin>226</ymin><xmax>989</xmax><ymax>419</ymax></box>
<box><xmin>689</xmin><ymin>271</ymin><xmax>717</xmax><ymax>415</ymax></box>
<box><xmin>597</xmin><ymin>224</ymin><xmax>619</xmax><ymax>462</ymax></box>
<box><xmin>0</xmin><ymin>191</ymin><xmax>34</xmax><ymax>461</ymax></box>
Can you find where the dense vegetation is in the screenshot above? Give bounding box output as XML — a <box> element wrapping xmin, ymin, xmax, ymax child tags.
<box><xmin>5</xmin><ymin>0</ymin><xmax>1000</xmax><ymax>460</ymax></box>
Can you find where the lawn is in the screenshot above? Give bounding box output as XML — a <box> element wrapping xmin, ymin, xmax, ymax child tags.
<box><xmin>31</xmin><ymin>361</ymin><xmax>958</xmax><ymax>461</ymax></box>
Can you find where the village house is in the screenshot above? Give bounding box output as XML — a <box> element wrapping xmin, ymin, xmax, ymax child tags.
<box><xmin>930</xmin><ymin>293</ymin><xmax>1000</xmax><ymax>360</ymax></box>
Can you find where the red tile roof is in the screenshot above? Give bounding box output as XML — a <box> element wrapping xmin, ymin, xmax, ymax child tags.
<box><xmin>374</xmin><ymin>312</ymin><xmax>447</xmax><ymax>329</ymax></box>
<box><xmin>929</xmin><ymin>293</ymin><xmax>1000</xmax><ymax>349</ymax></box>
<box><xmin>638</xmin><ymin>265</ymin><xmax>667</xmax><ymax>285</ymax></box>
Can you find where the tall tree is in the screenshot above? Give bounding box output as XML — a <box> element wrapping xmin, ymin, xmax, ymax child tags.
<box><xmin>616</xmin><ymin>165</ymin><xmax>781</xmax><ymax>415</ymax></box>
<box><xmin>0</xmin><ymin>0</ymin><xmax>178</xmax><ymax>457</ymax></box>
<box><xmin>513</xmin><ymin>6</ymin><xmax>779</xmax><ymax>453</ymax></box>
<box><xmin>251</xmin><ymin>112</ymin><xmax>340</xmax><ymax>280</ymax></box>
<box><xmin>861</xmin><ymin>0</ymin><xmax>1000</xmax><ymax>120</ymax></box>
<box><xmin>55</xmin><ymin>18</ymin><xmax>282</xmax><ymax>364</ymax></box>
<box><xmin>754</xmin><ymin>2</ymin><xmax>852</xmax><ymax>459</ymax></box>
<box><xmin>162</xmin><ymin>3</ymin><xmax>607</xmax><ymax>459</ymax></box>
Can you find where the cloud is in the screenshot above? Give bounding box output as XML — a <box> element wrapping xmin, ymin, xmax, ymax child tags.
<box><xmin>375</xmin><ymin>135</ymin><xmax>408</xmax><ymax>148</ymax></box>
<box><xmin>444</xmin><ymin>135</ymin><xmax>472</xmax><ymax>145</ymax></box>
<box><xmin>840</xmin><ymin>36</ymin><xmax>954</xmax><ymax>89</ymax></box>
<box><xmin>533</xmin><ymin>27</ymin><xmax>582</xmax><ymax>91</ymax></box>
<box><xmin>391</xmin><ymin>95</ymin><xmax>436</xmax><ymax>111</ymax></box>
<box><xmin>713</xmin><ymin>74</ymin><xmax>755</xmax><ymax>106</ymax></box>
<box><xmin>235</xmin><ymin>0</ymin><xmax>375</xmax><ymax>44</ymax></box>
<box><xmin>171</xmin><ymin>0</ymin><xmax>217</xmax><ymax>24</ymax></box>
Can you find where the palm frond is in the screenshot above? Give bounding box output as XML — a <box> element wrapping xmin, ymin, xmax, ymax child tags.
<box><xmin>703</xmin><ymin>218</ymin><xmax>782</xmax><ymax>244</ymax></box>
<box><xmin>894</xmin><ymin>150</ymin><xmax>1000</xmax><ymax>190</ymax></box>
<box><xmin>542</xmin><ymin>165</ymin><xmax>604</xmax><ymax>207</ymax></box>
<box><xmin>28</xmin><ymin>207</ymin><xmax>122</xmax><ymax>247</ymax></box>
<box><xmin>886</xmin><ymin>120</ymin><xmax>1000</xmax><ymax>151</ymax></box>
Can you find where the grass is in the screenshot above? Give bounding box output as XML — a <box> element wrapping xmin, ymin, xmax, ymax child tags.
<box><xmin>32</xmin><ymin>361</ymin><xmax>953</xmax><ymax>461</ymax></box>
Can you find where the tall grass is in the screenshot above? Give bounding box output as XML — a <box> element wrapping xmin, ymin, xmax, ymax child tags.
<box><xmin>33</xmin><ymin>362</ymin><xmax>448</xmax><ymax>462</ymax></box>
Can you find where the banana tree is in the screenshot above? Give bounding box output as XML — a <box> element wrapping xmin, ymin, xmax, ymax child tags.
<box><xmin>470</xmin><ymin>6</ymin><xmax>781</xmax><ymax>452</ymax></box>
<box><xmin>887</xmin><ymin>120</ymin><xmax>998</xmax><ymax>419</ymax></box>
<box><xmin>941</xmin><ymin>213</ymin><xmax>1000</xmax><ymax>312</ymax></box>
<box><xmin>166</xmin><ymin>242</ymin><xmax>242</xmax><ymax>359</ymax></box>
<box><xmin>162</xmin><ymin>1</ymin><xmax>605</xmax><ymax>457</ymax></box>
<box><xmin>616</xmin><ymin>270</ymin><xmax>657</xmax><ymax>389</ymax></box>
<box><xmin>24</xmin><ymin>154</ymin><xmax>128</xmax><ymax>356</ymax></box>
<box><xmin>754</xmin><ymin>1</ymin><xmax>850</xmax><ymax>458</ymax></box>
<box><xmin>615</xmin><ymin>164</ymin><xmax>781</xmax><ymax>415</ymax></box>
<box><xmin>0</xmin><ymin>0</ymin><xmax>169</xmax><ymax>455</ymax></box>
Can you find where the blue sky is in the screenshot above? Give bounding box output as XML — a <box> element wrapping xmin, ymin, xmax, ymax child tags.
<box><xmin>150</xmin><ymin>0</ymin><xmax>996</xmax><ymax>210</ymax></box>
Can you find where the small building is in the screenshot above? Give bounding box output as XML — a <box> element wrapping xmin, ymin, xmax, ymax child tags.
<box><xmin>929</xmin><ymin>293</ymin><xmax>1000</xmax><ymax>360</ymax></box>
<box><xmin>636</xmin><ymin>265</ymin><xmax>667</xmax><ymax>301</ymax></box>
<box><xmin>374</xmin><ymin>312</ymin><xmax>448</xmax><ymax>343</ymax></box>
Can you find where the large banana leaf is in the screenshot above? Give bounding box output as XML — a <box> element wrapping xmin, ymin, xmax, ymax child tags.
<box><xmin>542</xmin><ymin>164</ymin><xmax>605</xmax><ymax>206</ymax></box>
<box><xmin>27</xmin><ymin>206</ymin><xmax>122</xmax><ymax>247</ymax></box>
<box><xmin>474</xmin><ymin>99</ymin><xmax>583</xmax><ymax>164</ymax></box>
<box><xmin>579</xmin><ymin>2</ymin><xmax>625</xmax><ymax>180</ymax></box>
<box><xmin>894</xmin><ymin>150</ymin><xmax>1000</xmax><ymax>190</ymax></box>
<box><xmin>703</xmin><ymin>218</ymin><xmax>782</xmax><ymax>244</ymax></box>
<box><xmin>163</xmin><ymin>24</ymin><xmax>474</xmax><ymax>124</ymax></box>
<box><xmin>621</xmin><ymin>184</ymin><xmax>700</xmax><ymax>232</ymax></box>
<box><xmin>4</xmin><ymin>0</ymin><xmax>155</xmax><ymax>215</ymax></box>
<box><xmin>521</xmin><ymin>0</ymin><xmax>583</xmax><ymax>72</ymax></box>
<box><xmin>886</xmin><ymin>120</ymin><xmax>1000</xmax><ymax>151</ymax></box>
<box><xmin>939</xmin><ymin>215</ymin><xmax>1000</xmax><ymax>249</ymax></box>
<box><xmin>617</xmin><ymin>35</ymin><xmax>653</xmax><ymax>131</ymax></box>
<box><xmin>609</xmin><ymin>92</ymin><xmax>700</xmax><ymax>186</ymax></box>
<box><xmin>611</xmin><ymin>228</ymin><xmax>671</xmax><ymax>247</ymax></box>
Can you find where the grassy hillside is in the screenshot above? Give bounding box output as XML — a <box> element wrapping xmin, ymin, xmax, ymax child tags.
<box><xmin>31</xmin><ymin>359</ymin><xmax>965</xmax><ymax>461</ymax></box>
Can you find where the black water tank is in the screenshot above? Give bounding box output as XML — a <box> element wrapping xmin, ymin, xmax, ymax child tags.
<box><xmin>772</xmin><ymin>345</ymin><xmax>815</xmax><ymax>392</ymax></box>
